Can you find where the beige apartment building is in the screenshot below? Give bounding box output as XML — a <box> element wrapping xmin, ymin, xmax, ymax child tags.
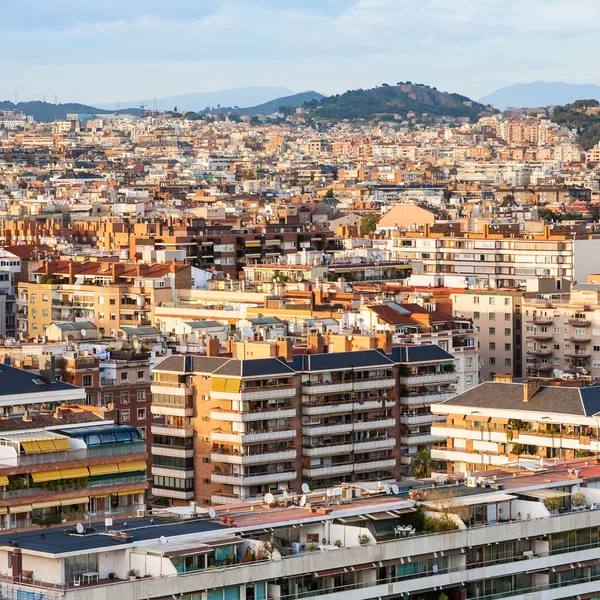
<box><xmin>17</xmin><ymin>260</ymin><xmax>190</xmax><ymax>338</ymax></box>
<box><xmin>451</xmin><ymin>289</ymin><xmax>525</xmax><ymax>380</ymax></box>
<box><xmin>522</xmin><ymin>282</ymin><xmax>600</xmax><ymax>377</ymax></box>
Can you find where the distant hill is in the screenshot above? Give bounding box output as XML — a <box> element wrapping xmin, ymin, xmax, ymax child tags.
<box><xmin>97</xmin><ymin>86</ymin><xmax>296</xmax><ymax>112</ymax></box>
<box><xmin>480</xmin><ymin>81</ymin><xmax>600</xmax><ymax>110</ymax></box>
<box><xmin>551</xmin><ymin>99</ymin><xmax>600</xmax><ymax>151</ymax></box>
<box><xmin>304</xmin><ymin>83</ymin><xmax>493</xmax><ymax>121</ymax></box>
<box><xmin>210</xmin><ymin>91</ymin><xmax>324</xmax><ymax>116</ymax></box>
<box><xmin>0</xmin><ymin>100</ymin><xmax>141</xmax><ymax>122</ymax></box>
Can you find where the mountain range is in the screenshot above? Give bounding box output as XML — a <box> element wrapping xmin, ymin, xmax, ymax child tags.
<box><xmin>480</xmin><ymin>82</ymin><xmax>600</xmax><ymax>110</ymax></box>
<box><xmin>208</xmin><ymin>91</ymin><xmax>323</xmax><ymax>116</ymax></box>
<box><xmin>96</xmin><ymin>86</ymin><xmax>296</xmax><ymax>112</ymax></box>
<box><xmin>0</xmin><ymin>100</ymin><xmax>141</xmax><ymax>123</ymax></box>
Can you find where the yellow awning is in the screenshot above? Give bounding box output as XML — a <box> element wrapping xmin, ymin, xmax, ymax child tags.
<box><xmin>10</xmin><ymin>504</ymin><xmax>32</xmax><ymax>514</ymax></box>
<box><xmin>60</xmin><ymin>467</ymin><xmax>89</xmax><ymax>479</ymax></box>
<box><xmin>31</xmin><ymin>470</ymin><xmax>62</xmax><ymax>483</ymax></box>
<box><xmin>61</xmin><ymin>497</ymin><xmax>88</xmax><ymax>506</ymax></box>
<box><xmin>0</xmin><ymin>476</ymin><xmax>8</xmax><ymax>487</ymax></box>
<box><xmin>32</xmin><ymin>500</ymin><xmax>61</xmax><ymax>509</ymax></box>
<box><xmin>37</xmin><ymin>440</ymin><xmax>58</xmax><ymax>453</ymax></box>
<box><xmin>226</xmin><ymin>379</ymin><xmax>241</xmax><ymax>393</ymax></box>
<box><xmin>212</xmin><ymin>378</ymin><xmax>228</xmax><ymax>392</ymax></box>
<box><xmin>89</xmin><ymin>463</ymin><xmax>119</xmax><ymax>476</ymax></box>
<box><xmin>22</xmin><ymin>441</ymin><xmax>41</xmax><ymax>454</ymax></box>
<box><xmin>0</xmin><ymin>507</ymin><xmax>8</xmax><ymax>514</ymax></box>
<box><xmin>118</xmin><ymin>489</ymin><xmax>145</xmax><ymax>496</ymax></box>
<box><xmin>54</xmin><ymin>439</ymin><xmax>72</xmax><ymax>452</ymax></box>
<box><xmin>118</xmin><ymin>461</ymin><xmax>146</xmax><ymax>473</ymax></box>
<box><xmin>89</xmin><ymin>493</ymin><xmax>109</xmax><ymax>498</ymax></box>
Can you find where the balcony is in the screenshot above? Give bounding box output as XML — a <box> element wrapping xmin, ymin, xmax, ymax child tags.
<box><xmin>151</xmin><ymin>487</ymin><xmax>194</xmax><ymax>500</ymax></box>
<box><xmin>401</xmin><ymin>413</ymin><xmax>445</xmax><ymax>426</ymax></box>
<box><xmin>151</xmin><ymin>424</ymin><xmax>194</xmax><ymax>438</ymax></box>
<box><xmin>530</xmin><ymin>334</ymin><xmax>553</xmax><ymax>341</ymax></box>
<box><xmin>354</xmin><ymin>417</ymin><xmax>396</xmax><ymax>431</ymax></box>
<box><xmin>211</xmin><ymin>385</ymin><xmax>297</xmax><ymax>402</ymax></box>
<box><xmin>303</xmin><ymin>463</ymin><xmax>354</xmax><ymax>478</ymax></box>
<box><xmin>353</xmin><ymin>458</ymin><xmax>396</xmax><ymax>472</ymax></box>
<box><xmin>303</xmin><ymin>399</ymin><xmax>395</xmax><ymax>416</ymax></box>
<box><xmin>210</xmin><ymin>407</ymin><xmax>296</xmax><ymax>423</ymax></box>
<box><xmin>526</xmin><ymin>362</ymin><xmax>553</xmax><ymax>372</ymax></box>
<box><xmin>151</xmin><ymin>445</ymin><xmax>194</xmax><ymax>458</ymax></box>
<box><xmin>151</xmin><ymin>466</ymin><xmax>195</xmax><ymax>479</ymax></box>
<box><xmin>211</xmin><ymin>469</ymin><xmax>297</xmax><ymax>486</ymax></box>
<box><xmin>302</xmin><ymin>381</ymin><xmax>354</xmax><ymax>395</ymax></box>
<box><xmin>354</xmin><ymin>437</ymin><xmax>396</xmax><ymax>452</ymax></box>
<box><xmin>528</xmin><ymin>316</ymin><xmax>553</xmax><ymax>325</ymax></box>
<box><xmin>565</xmin><ymin>335</ymin><xmax>592</xmax><ymax>342</ymax></box>
<box><xmin>211</xmin><ymin>428</ymin><xmax>296</xmax><ymax>445</ymax></box>
<box><xmin>211</xmin><ymin>449</ymin><xmax>296</xmax><ymax>465</ymax></box>
<box><xmin>568</xmin><ymin>318</ymin><xmax>591</xmax><ymax>327</ymax></box>
<box><xmin>402</xmin><ymin>390</ymin><xmax>456</xmax><ymax>405</ymax></box>
<box><xmin>526</xmin><ymin>348</ymin><xmax>553</xmax><ymax>357</ymax></box>
<box><xmin>302</xmin><ymin>422</ymin><xmax>355</xmax><ymax>436</ymax></box>
<box><xmin>151</xmin><ymin>383</ymin><xmax>193</xmax><ymax>396</ymax></box>
<box><xmin>398</xmin><ymin>372</ymin><xmax>457</xmax><ymax>385</ymax></box>
<box><xmin>564</xmin><ymin>350</ymin><xmax>591</xmax><ymax>358</ymax></box>
<box><xmin>400</xmin><ymin>433</ymin><xmax>441</xmax><ymax>446</ymax></box>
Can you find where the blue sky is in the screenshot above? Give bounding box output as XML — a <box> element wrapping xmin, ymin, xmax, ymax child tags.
<box><xmin>0</xmin><ymin>0</ymin><xmax>597</xmax><ymax>104</ymax></box>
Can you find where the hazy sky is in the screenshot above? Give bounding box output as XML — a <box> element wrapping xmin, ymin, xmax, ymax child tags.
<box><xmin>1</xmin><ymin>0</ymin><xmax>598</xmax><ymax>104</ymax></box>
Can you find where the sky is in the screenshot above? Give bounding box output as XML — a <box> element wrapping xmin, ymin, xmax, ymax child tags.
<box><xmin>1</xmin><ymin>0</ymin><xmax>598</xmax><ymax>105</ymax></box>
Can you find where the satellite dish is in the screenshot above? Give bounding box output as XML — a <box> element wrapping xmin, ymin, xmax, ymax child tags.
<box><xmin>264</xmin><ymin>492</ymin><xmax>275</xmax><ymax>504</ymax></box>
<box><xmin>159</xmin><ymin>536</ymin><xmax>167</xmax><ymax>545</ymax></box>
<box><xmin>385</xmin><ymin>486</ymin><xmax>391</xmax><ymax>495</ymax></box>
<box><xmin>76</xmin><ymin>523</ymin><xmax>84</xmax><ymax>534</ymax></box>
<box><xmin>391</xmin><ymin>484</ymin><xmax>399</xmax><ymax>495</ymax></box>
<box><xmin>80</xmin><ymin>329</ymin><xmax>87</xmax><ymax>337</ymax></box>
<box><xmin>301</xmin><ymin>483</ymin><xmax>310</xmax><ymax>494</ymax></box>
<box><xmin>282</xmin><ymin>491</ymin><xmax>289</xmax><ymax>498</ymax></box>
<box><xmin>240</xmin><ymin>326</ymin><xmax>254</xmax><ymax>340</ymax></box>
<box><xmin>208</xmin><ymin>508</ymin><xmax>216</xmax><ymax>519</ymax></box>
<box><xmin>553</xmin><ymin>368</ymin><xmax>563</xmax><ymax>379</ymax></box>
<box><xmin>299</xmin><ymin>495</ymin><xmax>307</xmax><ymax>507</ymax></box>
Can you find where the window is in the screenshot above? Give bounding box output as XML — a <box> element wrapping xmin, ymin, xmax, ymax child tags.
<box><xmin>466</xmin><ymin>375</ymin><xmax>473</xmax><ymax>384</ymax></box>
<box><xmin>137</xmin><ymin>408</ymin><xmax>146</xmax><ymax>420</ymax></box>
<box><xmin>504</xmin><ymin>298</ymin><xmax>510</xmax><ymax>306</ymax></box>
<box><xmin>594</xmin><ymin>346</ymin><xmax>600</xmax><ymax>352</ymax></box>
<box><xmin>32</xmin><ymin>324</ymin><xmax>38</xmax><ymax>331</ymax></box>
<box><xmin>42</xmin><ymin>295</ymin><xmax>48</xmax><ymax>302</ymax></box>
<box><xmin>110</xmin><ymin>313</ymin><xmax>116</xmax><ymax>321</ymax></box>
<box><xmin>120</xmin><ymin>410</ymin><xmax>130</xmax><ymax>422</ymax></box>
<box><xmin>104</xmin><ymin>392</ymin><xmax>112</xmax><ymax>404</ymax></box>
<box><xmin>83</xmin><ymin>375</ymin><xmax>92</xmax><ymax>387</ymax></box>
<box><xmin>505</xmin><ymin>343</ymin><xmax>511</xmax><ymax>351</ymax></box>
<box><xmin>489</xmin><ymin>313</ymin><xmax>495</xmax><ymax>321</ymax></box>
<box><xmin>137</xmin><ymin>370</ymin><xmax>145</xmax><ymax>381</ymax></box>
<box><xmin>489</xmin><ymin>327</ymin><xmax>496</xmax><ymax>335</ymax></box>
<box><xmin>85</xmin><ymin>393</ymin><xmax>93</xmax><ymax>405</ymax></box>
<box><xmin>137</xmin><ymin>390</ymin><xmax>146</xmax><ymax>402</ymax></box>
<box><xmin>120</xmin><ymin>372</ymin><xmax>129</xmax><ymax>383</ymax></box>
<box><xmin>505</xmin><ymin>313</ymin><xmax>511</xmax><ymax>321</ymax></box>
<box><xmin>505</xmin><ymin>328</ymin><xmax>511</xmax><ymax>336</ymax></box>
<box><xmin>109</xmin><ymin>298</ymin><xmax>115</xmax><ymax>305</ymax></box>
<box><xmin>42</xmin><ymin>309</ymin><xmax>48</xmax><ymax>317</ymax></box>
<box><xmin>505</xmin><ymin>358</ymin><xmax>512</xmax><ymax>367</ymax></box>
<box><xmin>473</xmin><ymin>311</ymin><xmax>480</xmax><ymax>319</ymax></box>
<box><xmin>555</xmin><ymin>344</ymin><xmax>561</xmax><ymax>350</ymax></box>
<box><xmin>489</xmin><ymin>357</ymin><xmax>496</xmax><ymax>365</ymax></box>
<box><xmin>489</xmin><ymin>297</ymin><xmax>495</xmax><ymax>305</ymax></box>
<box><xmin>473</xmin><ymin>296</ymin><xmax>480</xmax><ymax>304</ymax></box>
<box><xmin>121</xmin><ymin>391</ymin><xmax>129</xmax><ymax>404</ymax></box>
<box><xmin>138</xmin><ymin>426</ymin><xmax>146</xmax><ymax>439</ymax></box>
<box><xmin>489</xmin><ymin>342</ymin><xmax>496</xmax><ymax>350</ymax></box>
<box><xmin>98</xmin><ymin>313</ymin><xmax>105</xmax><ymax>320</ymax></box>
<box><xmin>31</xmin><ymin>309</ymin><xmax>37</xmax><ymax>317</ymax></box>
<box><xmin>31</xmin><ymin>294</ymin><xmax>37</xmax><ymax>303</ymax></box>
<box><xmin>98</xmin><ymin>297</ymin><xmax>104</xmax><ymax>305</ymax></box>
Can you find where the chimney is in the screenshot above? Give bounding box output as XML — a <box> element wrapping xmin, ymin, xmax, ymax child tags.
<box><xmin>39</xmin><ymin>352</ymin><xmax>56</xmax><ymax>383</ymax></box>
<box><xmin>523</xmin><ymin>378</ymin><xmax>543</xmax><ymax>403</ymax></box>
<box><xmin>206</xmin><ymin>336</ymin><xmax>220</xmax><ymax>357</ymax></box>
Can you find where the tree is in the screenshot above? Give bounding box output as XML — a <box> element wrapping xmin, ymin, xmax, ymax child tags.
<box><xmin>173</xmin><ymin>106</ymin><xmax>178</xmax><ymax>112</ymax></box>
<box><xmin>324</xmin><ymin>188</ymin><xmax>335</xmax><ymax>198</ymax></box>
<box><xmin>360</xmin><ymin>214</ymin><xmax>380</xmax><ymax>234</ymax></box>
<box><xmin>410</xmin><ymin>448</ymin><xmax>432</xmax><ymax>478</ymax></box>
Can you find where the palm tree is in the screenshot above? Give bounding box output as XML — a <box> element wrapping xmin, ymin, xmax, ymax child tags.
<box><xmin>411</xmin><ymin>448</ymin><xmax>432</xmax><ymax>479</ymax></box>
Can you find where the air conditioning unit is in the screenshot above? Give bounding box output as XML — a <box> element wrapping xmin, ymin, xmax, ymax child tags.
<box><xmin>202</xmin><ymin>395</ymin><xmax>210</xmax><ymax>400</ymax></box>
<box><xmin>136</xmin><ymin>509</ymin><xmax>146</xmax><ymax>518</ymax></box>
<box><xmin>466</xmin><ymin>476</ymin><xmax>478</xmax><ymax>488</ymax></box>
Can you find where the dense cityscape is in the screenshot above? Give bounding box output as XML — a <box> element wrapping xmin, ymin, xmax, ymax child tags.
<box><xmin>3</xmin><ymin>2</ymin><xmax>600</xmax><ymax>598</ymax></box>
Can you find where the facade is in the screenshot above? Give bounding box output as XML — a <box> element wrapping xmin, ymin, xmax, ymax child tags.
<box><xmin>451</xmin><ymin>289</ymin><xmax>524</xmax><ymax>380</ymax></box>
<box><xmin>431</xmin><ymin>375</ymin><xmax>600</xmax><ymax>474</ymax></box>
<box><xmin>3</xmin><ymin>468</ymin><xmax>600</xmax><ymax>600</ymax></box>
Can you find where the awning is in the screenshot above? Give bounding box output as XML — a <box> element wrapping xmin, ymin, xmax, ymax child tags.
<box><xmin>336</xmin><ymin>515</ymin><xmax>369</xmax><ymax>523</ymax></box>
<box><xmin>0</xmin><ymin>476</ymin><xmax>9</xmax><ymax>487</ymax></box>
<box><xmin>10</xmin><ymin>504</ymin><xmax>32</xmax><ymax>514</ymax></box>
<box><xmin>31</xmin><ymin>470</ymin><xmax>62</xmax><ymax>483</ymax></box>
<box><xmin>54</xmin><ymin>439</ymin><xmax>72</xmax><ymax>452</ymax></box>
<box><xmin>118</xmin><ymin>489</ymin><xmax>145</xmax><ymax>496</ymax></box>
<box><xmin>314</xmin><ymin>567</ymin><xmax>348</xmax><ymax>577</ymax></box>
<box><xmin>37</xmin><ymin>440</ymin><xmax>58</xmax><ymax>453</ymax></box>
<box><xmin>0</xmin><ymin>507</ymin><xmax>7</xmax><ymax>515</ymax></box>
<box><xmin>165</xmin><ymin>546</ymin><xmax>212</xmax><ymax>558</ymax></box>
<box><xmin>118</xmin><ymin>461</ymin><xmax>146</xmax><ymax>473</ymax></box>
<box><xmin>60</xmin><ymin>467</ymin><xmax>90</xmax><ymax>479</ymax></box>
<box><xmin>349</xmin><ymin>563</ymin><xmax>378</xmax><ymax>572</ymax></box>
<box><xmin>366</xmin><ymin>512</ymin><xmax>399</xmax><ymax>520</ymax></box>
<box><xmin>212</xmin><ymin>378</ymin><xmax>241</xmax><ymax>393</ymax></box>
<box><xmin>61</xmin><ymin>497</ymin><xmax>88</xmax><ymax>506</ymax></box>
<box><xmin>551</xmin><ymin>563</ymin><xmax>575</xmax><ymax>573</ymax></box>
<box><xmin>32</xmin><ymin>500</ymin><xmax>61</xmax><ymax>509</ymax></box>
<box><xmin>206</xmin><ymin>538</ymin><xmax>243</xmax><ymax>548</ymax></box>
<box><xmin>245</xmin><ymin>240</ymin><xmax>262</xmax><ymax>247</ymax></box>
<box><xmin>89</xmin><ymin>463</ymin><xmax>119</xmax><ymax>476</ymax></box>
<box><xmin>21</xmin><ymin>441</ymin><xmax>41</xmax><ymax>454</ymax></box>
<box><xmin>522</xmin><ymin>489</ymin><xmax>571</xmax><ymax>499</ymax></box>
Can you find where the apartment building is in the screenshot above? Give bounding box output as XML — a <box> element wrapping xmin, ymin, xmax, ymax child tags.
<box><xmin>294</xmin><ymin>350</ymin><xmax>399</xmax><ymax>488</ymax></box>
<box><xmin>431</xmin><ymin>375</ymin><xmax>600</xmax><ymax>475</ymax></box>
<box><xmin>4</xmin><ymin>466</ymin><xmax>600</xmax><ymax>600</ymax></box>
<box><xmin>451</xmin><ymin>289</ymin><xmax>524</xmax><ymax>380</ymax></box>
<box><xmin>17</xmin><ymin>260</ymin><xmax>190</xmax><ymax>338</ymax></box>
<box><xmin>0</xmin><ymin>362</ymin><xmax>147</xmax><ymax>529</ymax></box>
<box><xmin>387</xmin><ymin>223</ymin><xmax>600</xmax><ymax>288</ymax></box>
<box><xmin>521</xmin><ymin>282</ymin><xmax>600</xmax><ymax>377</ymax></box>
<box><xmin>151</xmin><ymin>354</ymin><xmax>302</xmax><ymax>505</ymax></box>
